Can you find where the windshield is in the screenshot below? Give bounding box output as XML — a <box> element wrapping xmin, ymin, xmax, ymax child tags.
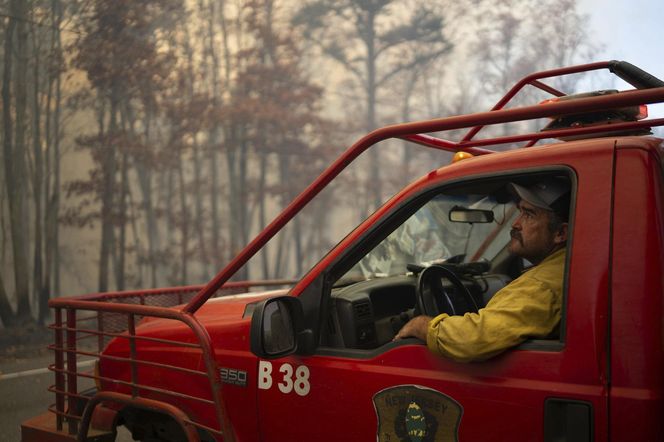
<box><xmin>337</xmin><ymin>194</ymin><xmax>516</xmax><ymax>285</ymax></box>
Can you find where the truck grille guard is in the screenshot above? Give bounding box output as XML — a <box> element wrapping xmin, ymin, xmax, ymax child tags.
<box><xmin>47</xmin><ymin>281</ymin><xmax>293</xmax><ymax>441</ymax></box>
<box><xmin>45</xmin><ymin>61</ymin><xmax>664</xmax><ymax>441</ymax></box>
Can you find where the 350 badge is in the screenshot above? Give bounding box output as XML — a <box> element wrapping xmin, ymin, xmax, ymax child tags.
<box><xmin>220</xmin><ymin>367</ymin><xmax>248</xmax><ymax>387</ymax></box>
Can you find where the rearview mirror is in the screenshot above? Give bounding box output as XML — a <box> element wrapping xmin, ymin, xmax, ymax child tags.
<box><xmin>449</xmin><ymin>206</ymin><xmax>494</xmax><ymax>223</ymax></box>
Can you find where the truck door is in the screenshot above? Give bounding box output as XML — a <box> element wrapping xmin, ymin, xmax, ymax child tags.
<box><xmin>608</xmin><ymin>140</ymin><xmax>664</xmax><ymax>440</ymax></box>
<box><xmin>256</xmin><ymin>152</ymin><xmax>613</xmax><ymax>441</ymax></box>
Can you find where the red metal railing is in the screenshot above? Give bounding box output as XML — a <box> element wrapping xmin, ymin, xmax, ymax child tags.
<box><xmin>47</xmin><ymin>281</ymin><xmax>293</xmax><ymax>441</ymax></box>
<box><xmin>458</xmin><ymin>61</ymin><xmax>610</xmax><ymax>143</ymax></box>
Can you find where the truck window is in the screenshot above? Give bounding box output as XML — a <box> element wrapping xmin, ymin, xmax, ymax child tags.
<box><xmin>324</xmin><ymin>173</ymin><xmax>571</xmax><ymax>353</ymax></box>
<box><xmin>336</xmin><ymin>194</ymin><xmax>516</xmax><ymax>285</ymax></box>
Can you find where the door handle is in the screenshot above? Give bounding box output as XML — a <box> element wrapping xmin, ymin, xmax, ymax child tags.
<box><xmin>544</xmin><ymin>398</ymin><xmax>592</xmax><ymax>442</ymax></box>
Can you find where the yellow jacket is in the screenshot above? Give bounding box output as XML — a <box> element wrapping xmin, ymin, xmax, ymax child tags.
<box><xmin>426</xmin><ymin>248</ymin><xmax>566</xmax><ymax>362</ymax></box>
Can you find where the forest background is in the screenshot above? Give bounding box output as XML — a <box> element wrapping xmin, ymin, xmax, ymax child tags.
<box><xmin>0</xmin><ymin>0</ymin><xmax>642</xmax><ymax>329</ymax></box>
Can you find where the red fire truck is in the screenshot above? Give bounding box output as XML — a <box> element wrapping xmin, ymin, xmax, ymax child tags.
<box><xmin>21</xmin><ymin>61</ymin><xmax>664</xmax><ymax>441</ymax></box>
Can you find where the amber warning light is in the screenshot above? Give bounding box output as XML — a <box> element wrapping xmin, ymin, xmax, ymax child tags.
<box><xmin>452</xmin><ymin>151</ymin><xmax>474</xmax><ymax>163</ymax></box>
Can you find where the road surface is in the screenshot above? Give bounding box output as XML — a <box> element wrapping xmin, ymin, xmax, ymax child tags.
<box><xmin>0</xmin><ymin>353</ymin><xmax>132</xmax><ymax>441</ymax></box>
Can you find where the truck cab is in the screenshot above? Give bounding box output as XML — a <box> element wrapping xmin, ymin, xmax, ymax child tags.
<box><xmin>251</xmin><ymin>135</ymin><xmax>664</xmax><ymax>441</ymax></box>
<box><xmin>21</xmin><ymin>61</ymin><xmax>664</xmax><ymax>442</ymax></box>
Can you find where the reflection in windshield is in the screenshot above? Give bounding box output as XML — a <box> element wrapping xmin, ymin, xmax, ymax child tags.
<box><xmin>338</xmin><ymin>194</ymin><xmax>515</xmax><ymax>284</ymax></box>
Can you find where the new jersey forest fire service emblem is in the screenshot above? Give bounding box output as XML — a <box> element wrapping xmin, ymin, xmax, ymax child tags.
<box><xmin>373</xmin><ymin>385</ymin><xmax>462</xmax><ymax>442</ymax></box>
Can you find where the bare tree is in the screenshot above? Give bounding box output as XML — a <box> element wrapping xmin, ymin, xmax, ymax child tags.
<box><xmin>525</xmin><ymin>0</ymin><xmax>599</xmax><ymax>92</ymax></box>
<box><xmin>70</xmin><ymin>0</ymin><xmax>182</xmax><ymax>291</ymax></box>
<box><xmin>2</xmin><ymin>0</ymin><xmax>32</xmax><ymax>324</ymax></box>
<box><xmin>228</xmin><ymin>0</ymin><xmax>332</xmax><ymax>278</ymax></box>
<box><xmin>475</xmin><ymin>0</ymin><xmax>597</xmax><ymax>107</ymax></box>
<box><xmin>46</xmin><ymin>0</ymin><xmax>64</xmax><ymax>300</ymax></box>
<box><xmin>293</xmin><ymin>0</ymin><xmax>452</xmax><ymax>210</ymax></box>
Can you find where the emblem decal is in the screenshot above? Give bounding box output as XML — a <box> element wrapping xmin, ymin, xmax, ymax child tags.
<box><xmin>373</xmin><ymin>385</ymin><xmax>462</xmax><ymax>442</ymax></box>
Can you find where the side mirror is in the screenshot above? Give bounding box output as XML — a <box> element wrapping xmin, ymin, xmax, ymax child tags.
<box><xmin>250</xmin><ymin>296</ymin><xmax>314</xmax><ymax>359</ymax></box>
<box><xmin>449</xmin><ymin>206</ymin><xmax>494</xmax><ymax>223</ymax></box>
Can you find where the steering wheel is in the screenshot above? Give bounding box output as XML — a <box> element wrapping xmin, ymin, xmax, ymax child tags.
<box><xmin>416</xmin><ymin>265</ymin><xmax>479</xmax><ymax>317</ymax></box>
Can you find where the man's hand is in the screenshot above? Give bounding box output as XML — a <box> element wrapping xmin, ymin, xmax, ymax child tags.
<box><xmin>393</xmin><ymin>315</ymin><xmax>432</xmax><ymax>342</ymax></box>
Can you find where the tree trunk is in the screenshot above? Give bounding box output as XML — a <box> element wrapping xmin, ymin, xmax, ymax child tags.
<box><xmin>220</xmin><ymin>2</ymin><xmax>236</xmax><ymax>268</ymax></box>
<box><xmin>293</xmin><ymin>216</ymin><xmax>303</xmax><ymax>277</ymax></box>
<box><xmin>5</xmin><ymin>0</ymin><xmax>33</xmax><ymax>322</ymax></box>
<box><xmin>226</xmin><ymin>141</ymin><xmax>239</xmax><ymax>264</ymax></box>
<box><xmin>365</xmin><ymin>9</ymin><xmax>381</xmax><ymax>211</ymax></box>
<box><xmin>43</xmin><ymin>25</ymin><xmax>54</xmax><ymax>311</ymax></box>
<box><xmin>136</xmin><ymin>161</ymin><xmax>158</xmax><ymax>286</ymax></box>
<box><xmin>192</xmin><ymin>139</ymin><xmax>208</xmax><ymax>279</ymax></box>
<box><xmin>135</xmin><ymin>106</ymin><xmax>159</xmax><ymax>287</ymax></box>
<box><xmin>272</xmin><ymin>227</ymin><xmax>289</xmax><ymax>278</ymax></box>
<box><xmin>115</xmin><ymin>151</ymin><xmax>128</xmax><ymax>291</ymax></box>
<box><xmin>166</xmin><ymin>165</ymin><xmax>175</xmax><ymax>285</ymax></box>
<box><xmin>274</xmin><ymin>153</ymin><xmax>292</xmax><ymax>278</ymax></box>
<box><xmin>38</xmin><ymin>0</ymin><xmax>63</xmax><ymax>307</ymax></box>
<box><xmin>127</xmin><ymin>182</ymin><xmax>143</xmax><ymax>287</ymax></box>
<box><xmin>0</xmin><ymin>271</ymin><xmax>17</xmax><ymax>327</ymax></box>
<box><xmin>177</xmin><ymin>151</ymin><xmax>188</xmax><ymax>285</ymax></box>
<box><xmin>238</xmin><ymin>127</ymin><xmax>249</xmax><ymax>280</ymax></box>
<box><xmin>223</xmin><ymin>118</ymin><xmax>250</xmax><ymax>281</ymax></box>
<box><xmin>206</xmin><ymin>0</ymin><xmax>222</xmax><ymax>268</ymax></box>
<box><xmin>401</xmin><ymin>69</ymin><xmax>418</xmax><ymax>187</ymax></box>
<box><xmin>258</xmin><ymin>152</ymin><xmax>269</xmax><ymax>279</ymax></box>
<box><xmin>51</xmin><ymin>30</ymin><xmax>62</xmax><ymax>297</ymax></box>
<box><xmin>99</xmin><ymin>97</ymin><xmax>118</xmax><ymax>292</ymax></box>
<box><xmin>183</xmin><ymin>27</ymin><xmax>208</xmax><ymax>280</ymax></box>
<box><xmin>1</xmin><ymin>4</ymin><xmax>17</xmax><ymax>326</ymax></box>
<box><xmin>31</xmin><ymin>23</ymin><xmax>48</xmax><ymax>323</ymax></box>
<box><xmin>225</xmin><ymin>121</ymin><xmax>248</xmax><ymax>279</ymax></box>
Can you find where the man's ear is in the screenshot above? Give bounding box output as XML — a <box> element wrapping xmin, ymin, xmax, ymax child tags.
<box><xmin>554</xmin><ymin>222</ymin><xmax>568</xmax><ymax>245</ymax></box>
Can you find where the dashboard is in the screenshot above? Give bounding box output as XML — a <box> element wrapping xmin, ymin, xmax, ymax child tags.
<box><xmin>325</xmin><ymin>271</ymin><xmax>511</xmax><ymax>350</ymax></box>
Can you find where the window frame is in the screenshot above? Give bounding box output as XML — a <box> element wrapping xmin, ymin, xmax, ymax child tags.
<box><xmin>308</xmin><ymin>166</ymin><xmax>577</xmax><ymax>359</ymax></box>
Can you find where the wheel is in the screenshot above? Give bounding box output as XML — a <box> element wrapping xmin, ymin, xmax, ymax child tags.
<box><xmin>416</xmin><ymin>265</ymin><xmax>479</xmax><ymax>317</ymax></box>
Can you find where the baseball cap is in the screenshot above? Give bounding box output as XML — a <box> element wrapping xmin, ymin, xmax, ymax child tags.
<box><xmin>508</xmin><ymin>179</ymin><xmax>570</xmax><ymax>211</ymax></box>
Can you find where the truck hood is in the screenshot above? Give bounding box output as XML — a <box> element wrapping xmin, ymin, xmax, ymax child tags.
<box><xmin>145</xmin><ymin>288</ymin><xmax>288</xmax><ymax>325</ymax></box>
<box><xmin>104</xmin><ymin>288</ymin><xmax>290</xmax><ymax>356</ymax></box>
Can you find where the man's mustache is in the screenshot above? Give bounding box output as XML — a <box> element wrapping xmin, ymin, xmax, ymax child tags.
<box><xmin>510</xmin><ymin>229</ymin><xmax>523</xmax><ymax>244</ymax></box>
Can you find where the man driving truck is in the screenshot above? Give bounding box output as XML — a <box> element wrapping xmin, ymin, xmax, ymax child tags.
<box><xmin>393</xmin><ymin>179</ymin><xmax>570</xmax><ymax>362</ymax></box>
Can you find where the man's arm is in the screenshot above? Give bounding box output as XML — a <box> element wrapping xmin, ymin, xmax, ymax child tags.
<box><xmin>393</xmin><ymin>277</ymin><xmax>561</xmax><ymax>362</ymax></box>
